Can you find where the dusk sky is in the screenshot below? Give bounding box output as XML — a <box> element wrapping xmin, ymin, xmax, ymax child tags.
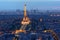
<box><xmin>0</xmin><ymin>0</ymin><xmax>60</xmax><ymax>10</ymax></box>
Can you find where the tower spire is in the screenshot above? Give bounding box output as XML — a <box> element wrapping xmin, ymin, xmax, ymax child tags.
<box><xmin>24</xmin><ymin>4</ymin><xmax>27</xmax><ymax>17</ymax></box>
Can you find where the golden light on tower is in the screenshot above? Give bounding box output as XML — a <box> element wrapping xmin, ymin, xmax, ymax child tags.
<box><xmin>24</xmin><ymin>4</ymin><xmax>27</xmax><ymax>17</ymax></box>
<box><xmin>21</xmin><ymin>4</ymin><xmax>30</xmax><ymax>25</ymax></box>
<box><xmin>15</xmin><ymin>30</ymin><xmax>26</xmax><ymax>34</ymax></box>
<box><xmin>14</xmin><ymin>4</ymin><xmax>31</xmax><ymax>34</ymax></box>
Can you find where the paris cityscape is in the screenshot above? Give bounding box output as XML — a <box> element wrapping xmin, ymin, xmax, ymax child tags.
<box><xmin>0</xmin><ymin>0</ymin><xmax>60</xmax><ymax>40</ymax></box>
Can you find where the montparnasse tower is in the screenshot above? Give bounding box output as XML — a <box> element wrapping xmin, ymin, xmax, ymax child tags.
<box><xmin>21</xmin><ymin>4</ymin><xmax>30</xmax><ymax>25</ymax></box>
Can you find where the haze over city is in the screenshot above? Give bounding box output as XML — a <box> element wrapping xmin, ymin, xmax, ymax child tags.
<box><xmin>0</xmin><ymin>0</ymin><xmax>60</xmax><ymax>10</ymax></box>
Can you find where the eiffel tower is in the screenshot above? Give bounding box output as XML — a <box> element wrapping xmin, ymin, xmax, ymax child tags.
<box><xmin>20</xmin><ymin>4</ymin><xmax>30</xmax><ymax>32</ymax></box>
<box><xmin>21</xmin><ymin>4</ymin><xmax>30</xmax><ymax>25</ymax></box>
<box><xmin>15</xmin><ymin>4</ymin><xmax>30</xmax><ymax>34</ymax></box>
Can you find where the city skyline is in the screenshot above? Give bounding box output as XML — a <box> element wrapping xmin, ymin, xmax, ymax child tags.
<box><xmin>0</xmin><ymin>0</ymin><xmax>60</xmax><ymax>10</ymax></box>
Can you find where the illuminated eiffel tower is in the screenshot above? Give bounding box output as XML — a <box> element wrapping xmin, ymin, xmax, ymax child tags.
<box><xmin>21</xmin><ymin>4</ymin><xmax>30</xmax><ymax>25</ymax></box>
<box><xmin>15</xmin><ymin>4</ymin><xmax>30</xmax><ymax>34</ymax></box>
<box><xmin>20</xmin><ymin>4</ymin><xmax>30</xmax><ymax>32</ymax></box>
<box><xmin>13</xmin><ymin>3</ymin><xmax>31</xmax><ymax>40</ymax></box>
